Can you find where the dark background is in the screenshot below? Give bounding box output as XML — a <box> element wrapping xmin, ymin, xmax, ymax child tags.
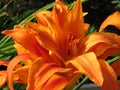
<box><xmin>0</xmin><ymin>0</ymin><xmax>120</xmax><ymax>32</ymax></box>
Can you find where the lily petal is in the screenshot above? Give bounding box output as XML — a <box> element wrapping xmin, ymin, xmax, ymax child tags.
<box><xmin>0</xmin><ymin>60</ymin><xmax>21</xmax><ymax>68</ymax></box>
<box><xmin>36</xmin><ymin>11</ymin><xmax>52</xmax><ymax>26</ymax></box>
<box><xmin>36</xmin><ymin>0</ymin><xmax>68</xmax><ymax>28</ymax></box>
<box><xmin>27</xmin><ymin>57</ymin><xmax>70</xmax><ymax>90</ymax></box>
<box><xmin>64</xmin><ymin>0</ymin><xmax>85</xmax><ymax>39</ymax></box>
<box><xmin>68</xmin><ymin>39</ymin><xmax>80</xmax><ymax>57</ymax></box>
<box><xmin>2</xmin><ymin>26</ymin><xmax>48</xmax><ymax>58</ymax></box>
<box><xmin>111</xmin><ymin>59</ymin><xmax>120</xmax><ymax>76</ymax></box>
<box><xmin>31</xmin><ymin>11</ymin><xmax>68</xmax><ymax>59</ymax></box>
<box><xmin>99</xmin><ymin>60</ymin><xmax>119</xmax><ymax>90</ymax></box>
<box><xmin>0</xmin><ymin>71</ymin><xmax>7</xmax><ymax>89</ymax></box>
<box><xmin>0</xmin><ymin>60</ymin><xmax>10</xmax><ymax>66</ymax></box>
<box><xmin>26</xmin><ymin>22</ymin><xmax>60</xmax><ymax>59</ymax></box>
<box><xmin>65</xmin><ymin>73</ymin><xmax>81</xmax><ymax>90</ymax></box>
<box><xmin>68</xmin><ymin>52</ymin><xmax>103</xmax><ymax>86</ymax></box>
<box><xmin>80</xmin><ymin>32</ymin><xmax>120</xmax><ymax>59</ymax></box>
<box><xmin>7</xmin><ymin>54</ymin><xmax>32</xmax><ymax>90</ymax></box>
<box><xmin>52</xmin><ymin>0</ymin><xmax>69</xmax><ymax>27</ymax></box>
<box><xmin>99</xmin><ymin>11</ymin><xmax>120</xmax><ymax>32</ymax></box>
<box><xmin>12</xmin><ymin>65</ymin><xmax>30</xmax><ymax>84</ymax></box>
<box><xmin>40</xmin><ymin>74</ymin><xmax>69</xmax><ymax>90</ymax></box>
<box><xmin>14</xmin><ymin>42</ymin><xmax>29</xmax><ymax>55</ymax></box>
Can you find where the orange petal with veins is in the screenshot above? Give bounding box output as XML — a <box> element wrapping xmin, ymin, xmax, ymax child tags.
<box><xmin>80</xmin><ymin>32</ymin><xmax>120</xmax><ymax>59</ymax></box>
<box><xmin>27</xmin><ymin>57</ymin><xmax>70</xmax><ymax>90</ymax></box>
<box><xmin>68</xmin><ymin>52</ymin><xmax>103</xmax><ymax>86</ymax></box>
<box><xmin>2</xmin><ymin>26</ymin><xmax>48</xmax><ymax>58</ymax></box>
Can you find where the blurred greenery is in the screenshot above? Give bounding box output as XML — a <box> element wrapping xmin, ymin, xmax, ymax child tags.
<box><xmin>0</xmin><ymin>0</ymin><xmax>120</xmax><ymax>90</ymax></box>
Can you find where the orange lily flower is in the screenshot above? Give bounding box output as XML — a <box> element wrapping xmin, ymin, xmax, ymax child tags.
<box><xmin>0</xmin><ymin>0</ymin><xmax>120</xmax><ymax>90</ymax></box>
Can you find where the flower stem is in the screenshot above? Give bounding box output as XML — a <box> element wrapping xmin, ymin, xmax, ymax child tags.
<box><xmin>107</xmin><ymin>56</ymin><xmax>120</xmax><ymax>65</ymax></box>
<box><xmin>72</xmin><ymin>76</ymin><xmax>89</xmax><ymax>90</ymax></box>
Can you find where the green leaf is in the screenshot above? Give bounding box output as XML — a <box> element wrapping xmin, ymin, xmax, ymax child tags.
<box><xmin>86</xmin><ymin>25</ymin><xmax>97</xmax><ymax>36</ymax></box>
<box><xmin>73</xmin><ymin>76</ymin><xmax>89</xmax><ymax>90</ymax></box>
<box><xmin>107</xmin><ymin>56</ymin><xmax>120</xmax><ymax>65</ymax></box>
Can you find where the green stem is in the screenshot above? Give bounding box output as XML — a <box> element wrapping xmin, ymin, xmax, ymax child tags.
<box><xmin>0</xmin><ymin>36</ymin><xmax>11</xmax><ymax>47</ymax></box>
<box><xmin>72</xmin><ymin>76</ymin><xmax>89</xmax><ymax>90</ymax></box>
<box><xmin>81</xmin><ymin>0</ymin><xmax>88</xmax><ymax>3</ymax></box>
<box><xmin>107</xmin><ymin>56</ymin><xmax>120</xmax><ymax>65</ymax></box>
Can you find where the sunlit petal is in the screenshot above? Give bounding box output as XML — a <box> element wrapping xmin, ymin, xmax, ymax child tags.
<box><xmin>36</xmin><ymin>11</ymin><xmax>52</xmax><ymax>26</ymax></box>
<box><xmin>80</xmin><ymin>32</ymin><xmax>120</xmax><ymax>59</ymax></box>
<box><xmin>68</xmin><ymin>52</ymin><xmax>103</xmax><ymax>86</ymax></box>
<box><xmin>14</xmin><ymin>43</ymin><xmax>29</xmax><ymax>55</ymax></box>
<box><xmin>99</xmin><ymin>11</ymin><xmax>120</xmax><ymax>32</ymax></box>
<box><xmin>99</xmin><ymin>60</ymin><xmax>119</xmax><ymax>90</ymax></box>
